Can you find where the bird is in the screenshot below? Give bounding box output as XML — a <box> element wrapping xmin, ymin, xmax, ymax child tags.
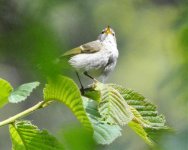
<box><xmin>60</xmin><ymin>26</ymin><xmax>119</xmax><ymax>92</ymax></box>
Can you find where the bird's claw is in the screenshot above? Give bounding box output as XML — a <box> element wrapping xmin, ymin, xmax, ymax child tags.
<box><xmin>80</xmin><ymin>87</ymin><xmax>85</xmax><ymax>95</ymax></box>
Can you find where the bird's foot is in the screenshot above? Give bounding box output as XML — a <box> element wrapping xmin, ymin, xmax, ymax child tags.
<box><xmin>80</xmin><ymin>87</ymin><xmax>85</xmax><ymax>95</ymax></box>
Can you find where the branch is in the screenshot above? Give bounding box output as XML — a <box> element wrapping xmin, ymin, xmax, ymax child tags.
<box><xmin>0</xmin><ymin>100</ymin><xmax>54</xmax><ymax>127</ymax></box>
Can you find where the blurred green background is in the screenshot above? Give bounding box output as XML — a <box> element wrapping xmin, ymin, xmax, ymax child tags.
<box><xmin>0</xmin><ymin>0</ymin><xmax>188</xmax><ymax>149</ymax></box>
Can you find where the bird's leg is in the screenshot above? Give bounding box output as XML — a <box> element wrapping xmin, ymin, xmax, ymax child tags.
<box><xmin>84</xmin><ymin>71</ymin><xmax>97</xmax><ymax>83</ymax></box>
<box><xmin>75</xmin><ymin>72</ymin><xmax>85</xmax><ymax>95</ymax></box>
<box><xmin>84</xmin><ymin>71</ymin><xmax>94</xmax><ymax>79</ymax></box>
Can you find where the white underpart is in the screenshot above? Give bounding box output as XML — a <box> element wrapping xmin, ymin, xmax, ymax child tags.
<box><xmin>69</xmin><ymin>34</ymin><xmax>119</xmax><ymax>82</ymax></box>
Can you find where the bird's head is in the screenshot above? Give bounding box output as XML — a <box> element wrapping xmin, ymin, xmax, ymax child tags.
<box><xmin>98</xmin><ymin>26</ymin><xmax>116</xmax><ymax>45</ymax></box>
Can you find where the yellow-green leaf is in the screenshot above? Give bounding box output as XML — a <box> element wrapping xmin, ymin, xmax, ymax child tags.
<box><xmin>9</xmin><ymin>120</ymin><xmax>64</xmax><ymax>150</ymax></box>
<box><xmin>43</xmin><ymin>75</ymin><xmax>92</xmax><ymax>130</ymax></box>
<box><xmin>0</xmin><ymin>78</ymin><xmax>13</xmax><ymax>108</ymax></box>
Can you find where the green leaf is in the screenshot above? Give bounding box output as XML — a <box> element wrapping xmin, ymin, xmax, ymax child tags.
<box><xmin>0</xmin><ymin>78</ymin><xmax>13</xmax><ymax>108</ymax></box>
<box><xmin>95</xmin><ymin>82</ymin><xmax>133</xmax><ymax>126</ymax></box>
<box><xmin>59</xmin><ymin>126</ymin><xmax>96</xmax><ymax>150</ymax></box>
<box><xmin>110</xmin><ymin>84</ymin><xmax>169</xmax><ymax>145</ymax></box>
<box><xmin>83</xmin><ymin>97</ymin><xmax>122</xmax><ymax>145</ymax></box>
<box><xmin>128</xmin><ymin>121</ymin><xmax>153</xmax><ymax>145</ymax></box>
<box><xmin>84</xmin><ymin>88</ymin><xmax>101</xmax><ymax>102</ymax></box>
<box><xmin>9</xmin><ymin>120</ymin><xmax>64</xmax><ymax>150</ymax></box>
<box><xmin>128</xmin><ymin>106</ymin><xmax>154</xmax><ymax>146</ymax></box>
<box><xmin>111</xmin><ymin>84</ymin><xmax>166</xmax><ymax>127</ymax></box>
<box><xmin>9</xmin><ymin>82</ymin><xmax>40</xmax><ymax>103</ymax></box>
<box><xmin>43</xmin><ymin>75</ymin><xmax>92</xmax><ymax>130</ymax></box>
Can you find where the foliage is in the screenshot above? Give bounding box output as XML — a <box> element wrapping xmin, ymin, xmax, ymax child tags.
<box><xmin>82</xmin><ymin>97</ymin><xmax>122</xmax><ymax>145</ymax></box>
<box><xmin>111</xmin><ymin>84</ymin><xmax>169</xmax><ymax>145</ymax></box>
<box><xmin>0</xmin><ymin>78</ymin><xmax>39</xmax><ymax>107</ymax></box>
<box><xmin>0</xmin><ymin>76</ymin><xmax>170</xmax><ymax>149</ymax></box>
<box><xmin>9</xmin><ymin>82</ymin><xmax>40</xmax><ymax>103</ymax></box>
<box><xmin>0</xmin><ymin>78</ymin><xmax>13</xmax><ymax>108</ymax></box>
<box><xmin>95</xmin><ymin>82</ymin><xmax>133</xmax><ymax>126</ymax></box>
<box><xmin>43</xmin><ymin>76</ymin><xmax>92</xmax><ymax>130</ymax></box>
<box><xmin>9</xmin><ymin>120</ymin><xmax>64</xmax><ymax>150</ymax></box>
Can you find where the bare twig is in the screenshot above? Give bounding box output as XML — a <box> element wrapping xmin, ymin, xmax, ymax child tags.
<box><xmin>0</xmin><ymin>100</ymin><xmax>54</xmax><ymax>127</ymax></box>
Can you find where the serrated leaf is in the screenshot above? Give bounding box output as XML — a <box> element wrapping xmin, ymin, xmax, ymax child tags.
<box><xmin>128</xmin><ymin>106</ymin><xmax>154</xmax><ymax>146</ymax></box>
<box><xmin>43</xmin><ymin>75</ymin><xmax>92</xmax><ymax>130</ymax></box>
<box><xmin>111</xmin><ymin>84</ymin><xmax>166</xmax><ymax>127</ymax></box>
<box><xmin>9</xmin><ymin>120</ymin><xmax>64</xmax><ymax>150</ymax></box>
<box><xmin>0</xmin><ymin>78</ymin><xmax>13</xmax><ymax>108</ymax></box>
<box><xmin>82</xmin><ymin>97</ymin><xmax>122</xmax><ymax>145</ymax></box>
<box><xmin>9</xmin><ymin>82</ymin><xmax>40</xmax><ymax>103</ymax></box>
<box><xmin>144</xmin><ymin>127</ymin><xmax>172</xmax><ymax>144</ymax></box>
<box><xmin>110</xmin><ymin>84</ymin><xmax>169</xmax><ymax>145</ymax></box>
<box><xmin>128</xmin><ymin>121</ymin><xmax>153</xmax><ymax>145</ymax></box>
<box><xmin>95</xmin><ymin>82</ymin><xmax>133</xmax><ymax>126</ymax></box>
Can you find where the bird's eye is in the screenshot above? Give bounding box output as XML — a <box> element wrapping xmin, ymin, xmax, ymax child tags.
<box><xmin>112</xmin><ymin>33</ymin><xmax>115</xmax><ymax>36</ymax></box>
<box><xmin>101</xmin><ymin>31</ymin><xmax>105</xmax><ymax>34</ymax></box>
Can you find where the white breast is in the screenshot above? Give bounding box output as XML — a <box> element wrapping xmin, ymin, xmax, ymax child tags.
<box><xmin>102</xmin><ymin>38</ymin><xmax>119</xmax><ymax>79</ymax></box>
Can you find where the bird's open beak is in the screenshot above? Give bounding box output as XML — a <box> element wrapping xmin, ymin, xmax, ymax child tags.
<box><xmin>105</xmin><ymin>26</ymin><xmax>112</xmax><ymax>34</ymax></box>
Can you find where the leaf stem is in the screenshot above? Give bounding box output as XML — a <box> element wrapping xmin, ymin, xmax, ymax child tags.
<box><xmin>0</xmin><ymin>100</ymin><xmax>53</xmax><ymax>127</ymax></box>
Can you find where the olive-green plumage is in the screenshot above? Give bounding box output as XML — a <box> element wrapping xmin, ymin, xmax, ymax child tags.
<box><xmin>62</xmin><ymin>41</ymin><xmax>102</xmax><ymax>57</ymax></box>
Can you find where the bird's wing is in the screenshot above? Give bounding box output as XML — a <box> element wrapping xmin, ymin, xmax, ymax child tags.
<box><xmin>62</xmin><ymin>40</ymin><xmax>103</xmax><ymax>56</ymax></box>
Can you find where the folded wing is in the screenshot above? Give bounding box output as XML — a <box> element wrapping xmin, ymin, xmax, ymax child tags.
<box><xmin>62</xmin><ymin>40</ymin><xmax>103</xmax><ymax>57</ymax></box>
